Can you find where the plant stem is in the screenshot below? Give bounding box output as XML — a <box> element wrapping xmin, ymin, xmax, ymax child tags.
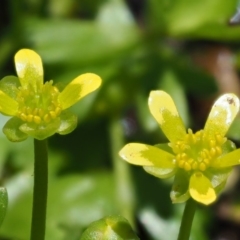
<box><xmin>109</xmin><ymin>117</ymin><xmax>136</xmax><ymax>227</ymax></box>
<box><xmin>177</xmin><ymin>198</ymin><xmax>197</xmax><ymax>240</ymax></box>
<box><xmin>31</xmin><ymin>139</ymin><xmax>48</xmax><ymax>240</ymax></box>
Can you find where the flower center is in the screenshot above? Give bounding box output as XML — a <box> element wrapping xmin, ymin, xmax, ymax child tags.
<box><xmin>16</xmin><ymin>81</ymin><xmax>62</xmax><ymax>124</ymax></box>
<box><xmin>169</xmin><ymin>129</ymin><xmax>226</xmax><ymax>172</ymax></box>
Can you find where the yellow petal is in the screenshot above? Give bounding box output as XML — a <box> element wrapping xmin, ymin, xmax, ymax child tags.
<box><xmin>211</xmin><ymin>148</ymin><xmax>240</xmax><ymax>168</ymax></box>
<box><xmin>58</xmin><ymin>73</ymin><xmax>102</xmax><ymax>110</ymax></box>
<box><xmin>189</xmin><ymin>172</ymin><xmax>216</xmax><ymax>205</ymax></box>
<box><xmin>14</xmin><ymin>49</ymin><xmax>43</xmax><ymax>90</ymax></box>
<box><xmin>119</xmin><ymin>143</ymin><xmax>175</xmax><ymax>168</ymax></box>
<box><xmin>0</xmin><ymin>91</ymin><xmax>18</xmax><ymax>116</ymax></box>
<box><xmin>148</xmin><ymin>90</ymin><xmax>186</xmax><ymax>142</ymax></box>
<box><xmin>204</xmin><ymin>94</ymin><xmax>240</xmax><ymax>138</ymax></box>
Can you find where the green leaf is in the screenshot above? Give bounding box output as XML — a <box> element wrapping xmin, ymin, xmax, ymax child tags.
<box><xmin>0</xmin><ymin>174</ymin><xmax>32</xmax><ymax>239</ymax></box>
<box><xmin>146</xmin><ymin>0</ymin><xmax>171</xmax><ymax>32</ymax></box>
<box><xmin>0</xmin><ymin>172</ymin><xmax>118</xmax><ymax>239</ymax></box>
<box><xmin>166</xmin><ymin>0</ymin><xmax>239</xmax><ymax>39</ymax></box>
<box><xmin>80</xmin><ymin>215</ymin><xmax>140</xmax><ymax>240</ymax></box>
<box><xmin>0</xmin><ymin>187</ymin><xmax>8</xmax><ymax>227</ymax></box>
<box><xmin>147</xmin><ymin>0</ymin><xmax>240</xmax><ymax>40</ymax></box>
<box><xmin>24</xmin><ymin>3</ymin><xmax>139</xmax><ymax>67</ymax></box>
<box><xmin>96</xmin><ymin>0</ymin><xmax>136</xmax><ymax>28</ymax></box>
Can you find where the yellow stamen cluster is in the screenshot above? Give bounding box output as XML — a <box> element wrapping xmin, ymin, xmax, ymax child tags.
<box><xmin>16</xmin><ymin>81</ymin><xmax>62</xmax><ymax>124</ymax></box>
<box><xmin>169</xmin><ymin>129</ymin><xmax>226</xmax><ymax>172</ymax></box>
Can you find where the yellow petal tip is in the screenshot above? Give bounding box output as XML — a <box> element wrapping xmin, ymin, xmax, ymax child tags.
<box><xmin>148</xmin><ymin>90</ymin><xmax>186</xmax><ymax>142</ymax></box>
<box><xmin>190</xmin><ymin>187</ymin><xmax>216</xmax><ymax>205</ymax></box>
<box><xmin>59</xmin><ymin>73</ymin><xmax>102</xmax><ymax>110</ymax></box>
<box><xmin>190</xmin><ymin>172</ymin><xmax>217</xmax><ymax>205</ymax></box>
<box><xmin>14</xmin><ymin>48</ymin><xmax>43</xmax><ymax>89</ymax></box>
<box><xmin>204</xmin><ymin>93</ymin><xmax>240</xmax><ymax>138</ymax></box>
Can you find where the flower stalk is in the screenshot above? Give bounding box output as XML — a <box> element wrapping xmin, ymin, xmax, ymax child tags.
<box><xmin>177</xmin><ymin>198</ymin><xmax>197</xmax><ymax>240</ymax></box>
<box><xmin>31</xmin><ymin>139</ymin><xmax>48</xmax><ymax>240</ymax></box>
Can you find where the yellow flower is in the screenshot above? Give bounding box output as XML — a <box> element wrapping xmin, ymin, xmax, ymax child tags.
<box><xmin>119</xmin><ymin>91</ymin><xmax>240</xmax><ymax>205</ymax></box>
<box><xmin>0</xmin><ymin>49</ymin><xmax>101</xmax><ymax>141</ymax></box>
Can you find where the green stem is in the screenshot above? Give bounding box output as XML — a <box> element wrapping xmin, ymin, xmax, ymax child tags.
<box><xmin>109</xmin><ymin>117</ymin><xmax>136</xmax><ymax>227</ymax></box>
<box><xmin>30</xmin><ymin>139</ymin><xmax>48</xmax><ymax>240</ymax></box>
<box><xmin>177</xmin><ymin>198</ymin><xmax>197</xmax><ymax>240</ymax></box>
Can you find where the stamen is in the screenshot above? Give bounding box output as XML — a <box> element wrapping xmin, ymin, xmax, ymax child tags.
<box><xmin>20</xmin><ymin>113</ymin><xmax>27</xmax><ymax>121</ymax></box>
<box><xmin>216</xmin><ymin>146</ymin><xmax>222</xmax><ymax>155</ymax></box>
<box><xmin>171</xmin><ymin>129</ymin><xmax>225</xmax><ymax>173</ymax></box>
<box><xmin>210</xmin><ymin>140</ymin><xmax>216</xmax><ymax>147</ymax></box>
<box><xmin>26</xmin><ymin>107</ymin><xmax>32</xmax><ymax>114</ymax></box>
<box><xmin>210</xmin><ymin>148</ymin><xmax>216</xmax><ymax>157</ymax></box>
<box><xmin>192</xmin><ymin>162</ymin><xmax>198</xmax><ymax>170</ymax></box>
<box><xmin>199</xmin><ymin>163</ymin><xmax>206</xmax><ymax>171</ymax></box>
<box><xmin>179</xmin><ymin>160</ymin><xmax>185</xmax><ymax>168</ymax></box>
<box><xmin>33</xmin><ymin>108</ymin><xmax>39</xmax><ymax>115</ymax></box>
<box><xmin>43</xmin><ymin>114</ymin><xmax>51</xmax><ymax>122</ymax></box>
<box><xmin>33</xmin><ymin>116</ymin><xmax>41</xmax><ymax>124</ymax></box>
<box><xmin>39</xmin><ymin>109</ymin><xmax>44</xmax><ymax>117</ymax></box>
<box><xmin>49</xmin><ymin>111</ymin><xmax>56</xmax><ymax>119</ymax></box>
<box><xmin>27</xmin><ymin>114</ymin><xmax>33</xmax><ymax>122</ymax></box>
<box><xmin>184</xmin><ymin>162</ymin><xmax>191</xmax><ymax>171</ymax></box>
<box><xmin>55</xmin><ymin>107</ymin><xmax>61</xmax><ymax>115</ymax></box>
<box><xmin>204</xmin><ymin>159</ymin><xmax>209</xmax><ymax>165</ymax></box>
<box><xmin>16</xmin><ymin>81</ymin><xmax>62</xmax><ymax>125</ymax></box>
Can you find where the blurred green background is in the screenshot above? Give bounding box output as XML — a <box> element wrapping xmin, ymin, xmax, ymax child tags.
<box><xmin>1</xmin><ymin>0</ymin><xmax>240</xmax><ymax>239</ymax></box>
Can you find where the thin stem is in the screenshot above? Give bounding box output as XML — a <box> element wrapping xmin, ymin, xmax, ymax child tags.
<box><xmin>109</xmin><ymin>117</ymin><xmax>136</xmax><ymax>227</ymax></box>
<box><xmin>177</xmin><ymin>198</ymin><xmax>197</xmax><ymax>240</ymax></box>
<box><xmin>31</xmin><ymin>139</ymin><xmax>48</xmax><ymax>240</ymax></box>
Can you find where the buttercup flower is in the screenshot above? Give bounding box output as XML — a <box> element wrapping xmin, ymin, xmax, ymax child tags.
<box><xmin>0</xmin><ymin>49</ymin><xmax>101</xmax><ymax>141</ymax></box>
<box><xmin>119</xmin><ymin>91</ymin><xmax>240</xmax><ymax>205</ymax></box>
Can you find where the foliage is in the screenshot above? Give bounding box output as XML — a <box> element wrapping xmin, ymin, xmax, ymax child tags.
<box><xmin>0</xmin><ymin>0</ymin><xmax>240</xmax><ymax>239</ymax></box>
